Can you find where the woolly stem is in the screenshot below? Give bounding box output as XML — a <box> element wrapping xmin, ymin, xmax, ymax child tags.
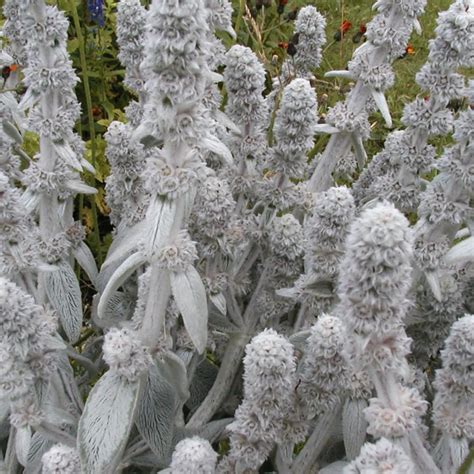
<box><xmin>291</xmin><ymin>405</ymin><xmax>342</xmax><ymax>473</ymax></box>
<box><xmin>185</xmin><ymin>332</ymin><xmax>249</xmax><ymax>428</ymax></box>
<box><xmin>308</xmin><ymin>4</ymin><xmax>414</xmax><ymax>193</ymax></box>
<box><xmin>4</xmin><ymin>427</ymin><xmax>19</xmax><ymax>473</ymax></box>
<box><xmin>139</xmin><ymin>267</ymin><xmax>171</xmax><ymax>349</ymax></box>
<box><xmin>187</xmin><ymin>262</ymin><xmax>271</xmax><ymax>427</ymax></box>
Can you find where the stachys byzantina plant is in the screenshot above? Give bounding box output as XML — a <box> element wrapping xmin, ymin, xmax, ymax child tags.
<box><xmin>0</xmin><ymin>0</ymin><xmax>473</xmax><ymax>472</ymax></box>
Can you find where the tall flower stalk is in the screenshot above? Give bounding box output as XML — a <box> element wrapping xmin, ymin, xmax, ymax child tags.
<box><xmin>337</xmin><ymin>202</ymin><xmax>440</xmax><ymax>473</ymax></box>
<box><xmin>308</xmin><ymin>0</ymin><xmax>427</xmax><ymax>192</ymax></box>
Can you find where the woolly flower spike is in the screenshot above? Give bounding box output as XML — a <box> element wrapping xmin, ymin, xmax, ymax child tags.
<box><xmin>104</xmin><ymin>121</ymin><xmax>147</xmax><ymax>226</ymax></box>
<box><xmin>206</xmin><ymin>0</ymin><xmax>234</xmax><ymax>37</ymax></box>
<box><xmin>270</xmin><ymin>214</ymin><xmax>304</xmax><ymax>260</ymax></box>
<box><xmin>292</xmin><ymin>6</ymin><xmax>326</xmax><ymax>78</ymax></box>
<box><xmin>401</xmin><ymin>98</ymin><xmax>453</xmax><ymax>136</ymax></box>
<box><xmin>372</xmin><ymin>0</ymin><xmax>426</xmax><ymax>19</ymax></box>
<box><xmin>326</xmin><ymin>102</ymin><xmax>370</xmax><ymax>139</ymax></box>
<box><xmin>418</xmin><ymin>179</ymin><xmax>469</xmax><ymax>226</ymax></box>
<box><xmin>141</xmin><ymin>0</ymin><xmax>211</xmax><ymax>110</ymax></box>
<box><xmin>243</xmin><ymin>329</ymin><xmax>296</xmax><ymax>394</ymax></box>
<box><xmin>0</xmin><ymin>277</ymin><xmax>53</xmax><ymax>355</ymax></box>
<box><xmin>41</xmin><ymin>444</ymin><xmax>80</xmax><ymax>474</ymax></box>
<box><xmin>416</xmin><ymin>64</ymin><xmax>465</xmax><ymax>102</ymax></box>
<box><xmin>297</xmin><ymin>315</ymin><xmax>348</xmax><ymax>418</ymax></box>
<box><xmin>305</xmin><ymin>186</ymin><xmax>355</xmax><ymax>275</ymax></box>
<box><xmin>225</xmin><ymin>329</ymin><xmax>296</xmax><ymax>471</ymax></box>
<box><xmin>453</xmin><ymin>108</ymin><xmax>474</xmax><ymax>143</ymax></box>
<box><xmin>429</xmin><ymin>0</ymin><xmax>474</xmax><ymax>69</ymax></box>
<box><xmin>436</xmin><ymin>144</ymin><xmax>474</xmax><ymax>190</ymax></box>
<box><xmin>442</xmin><ymin>315</ymin><xmax>474</xmax><ymax>385</ymax></box>
<box><xmin>271</xmin><ymin>79</ymin><xmax>318</xmax><ymax>179</ymax></box>
<box><xmin>116</xmin><ymin>0</ymin><xmax>147</xmax><ymax>93</ymax></box>
<box><xmin>23</xmin><ymin>5</ymin><xmax>69</xmax><ymax>48</ymax></box>
<box><xmin>153</xmin><ymin>231</ymin><xmax>198</xmax><ymax>272</ymax></box>
<box><xmin>170</xmin><ymin>437</ymin><xmax>218</xmax><ymax>474</ymax></box>
<box><xmin>365</xmin><ymin>16</ymin><xmax>413</xmax><ymax>59</ymax></box>
<box><xmin>192</xmin><ymin>175</ymin><xmax>235</xmax><ymax>238</ymax></box>
<box><xmin>103</xmin><ymin>328</ymin><xmax>152</xmax><ymax>382</ymax></box>
<box><xmin>365</xmin><ymin>386</ymin><xmax>428</xmax><ymax>438</ymax></box>
<box><xmin>432</xmin><ymin>315</ymin><xmax>474</xmax><ymax>471</ymax></box>
<box><xmin>344</xmin><ymin>438</ymin><xmax>415</xmax><ymax>474</ymax></box>
<box><xmin>338</xmin><ymin>202</ymin><xmax>413</xmax><ymax>337</ymax></box>
<box><xmin>224</xmin><ymin>45</ymin><xmax>268</xmax><ymax>126</ymax></box>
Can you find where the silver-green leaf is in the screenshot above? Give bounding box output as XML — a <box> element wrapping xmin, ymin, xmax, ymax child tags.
<box><xmin>45</xmin><ymin>260</ymin><xmax>83</xmax><ymax>343</ymax></box>
<box><xmin>170</xmin><ymin>267</ymin><xmax>208</xmax><ymax>354</ymax></box>
<box><xmin>78</xmin><ymin>372</ymin><xmax>141</xmax><ymax>474</ymax></box>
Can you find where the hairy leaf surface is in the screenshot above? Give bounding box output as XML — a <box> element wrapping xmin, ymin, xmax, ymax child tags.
<box><xmin>170</xmin><ymin>267</ymin><xmax>208</xmax><ymax>354</ymax></box>
<box><xmin>45</xmin><ymin>260</ymin><xmax>83</xmax><ymax>343</ymax></box>
<box><xmin>78</xmin><ymin>372</ymin><xmax>141</xmax><ymax>474</ymax></box>
<box><xmin>136</xmin><ymin>365</ymin><xmax>175</xmax><ymax>459</ymax></box>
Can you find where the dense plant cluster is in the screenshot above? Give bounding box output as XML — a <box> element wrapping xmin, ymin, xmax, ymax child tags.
<box><xmin>0</xmin><ymin>0</ymin><xmax>473</xmax><ymax>472</ymax></box>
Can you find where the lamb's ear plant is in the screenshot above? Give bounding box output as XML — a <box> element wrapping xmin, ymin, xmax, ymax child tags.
<box><xmin>1</xmin><ymin>0</ymin><xmax>474</xmax><ymax>471</ymax></box>
<box><xmin>351</xmin><ymin>0</ymin><xmax>473</xmax><ymax>374</ymax></box>
<box><xmin>432</xmin><ymin>314</ymin><xmax>474</xmax><ymax>473</ymax></box>
<box><xmin>308</xmin><ymin>0</ymin><xmax>427</xmax><ymax>192</ymax></box>
<box><xmin>336</xmin><ymin>202</ymin><xmax>440</xmax><ymax>473</ymax></box>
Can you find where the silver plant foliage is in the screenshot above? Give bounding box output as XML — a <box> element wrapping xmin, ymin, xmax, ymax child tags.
<box><xmin>0</xmin><ymin>0</ymin><xmax>473</xmax><ymax>472</ymax></box>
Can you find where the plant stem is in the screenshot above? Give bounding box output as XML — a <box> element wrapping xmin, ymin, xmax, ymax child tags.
<box><xmin>185</xmin><ymin>332</ymin><xmax>249</xmax><ymax>429</ymax></box>
<box><xmin>234</xmin><ymin>0</ymin><xmax>245</xmax><ymax>38</ymax></box>
<box><xmin>68</xmin><ymin>0</ymin><xmax>103</xmax><ymax>265</ymax></box>
<box><xmin>186</xmin><ymin>263</ymin><xmax>271</xmax><ymax>428</ymax></box>
<box><xmin>291</xmin><ymin>406</ymin><xmax>342</xmax><ymax>473</ymax></box>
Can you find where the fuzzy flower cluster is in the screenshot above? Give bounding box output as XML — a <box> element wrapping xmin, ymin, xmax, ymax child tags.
<box><xmin>144</xmin><ymin>152</ymin><xmax>207</xmax><ymax>199</ymax></box>
<box><xmin>291</xmin><ymin>6</ymin><xmax>326</xmax><ymax>78</ymax></box>
<box><xmin>401</xmin><ymin>98</ymin><xmax>453</xmax><ymax>137</ymax></box>
<box><xmin>33</xmin><ymin>223</ymin><xmax>85</xmax><ymax>264</ymax></box>
<box><xmin>297</xmin><ymin>315</ymin><xmax>348</xmax><ymax>418</ymax></box>
<box><xmin>408</xmin><ymin>272</ymin><xmax>466</xmax><ymax>369</ymax></box>
<box><xmin>337</xmin><ymin>202</ymin><xmax>413</xmax><ymax>338</ymax></box>
<box><xmin>326</xmin><ymin>102</ymin><xmax>370</xmax><ymax>139</ymax></box>
<box><xmin>281</xmin><ymin>186</ymin><xmax>356</xmax><ymax>316</ymax></box>
<box><xmin>344</xmin><ymin>438</ymin><xmax>415</xmax><ymax>474</ymax></box>
<box><xmin>358</xmin><ymin>130</ymin><xmax>436</xmax><ymax>212</ymax></box>
<box><xmin>364</xmin><ymin>386</ymin><xmax>428</xmax><ymax>438</ymax></box>
<box><xmin>103</xmin><ymin>327</ymin><xmax>152</xmax><ymax>382</ymax></box>
<box><xmin>418</xmin><ymin>177</ymin><xmax>470</xmax><ymax>227</ymax></box>
<box><xmin>436</xmin><ymin>144</ymin><xmax>474</xmax><ymax>192</ymax></box>
<box><xmin>224</xmin><ymin>329</ymin><xmax>296</xmax><ymax>472</ymax></box>
<box><xmin>152</xmin><ymin>231</ymin><xmax>198</xmax><ymax>273</ymax></box>
<box><xmin>206</xmin><ymin>0</ymin><xmax>234</xmax><ymax>45</ymax></box>
<box><xmin>2</xmin><ymin>0</ymin><xmax>29</xmax><ymax>66</ymax></box>
<box><xmin>304</xmin><ymin>186</ymin><xmax>355</xmax><ymax>279</ymax></box>
<box><xmin>224</xmin><ymin>45</ymin><xmax>268</xmax><ymax>127</ymax></box>
<box><xmin>105</xmin><ymin>121</ymin><xmax>147</xmax><ymax>227</ymax></box>
<box><xmin>0</xmin><ymin>277</ymin><xmax>58</xmax><ymax>418</ymax></box>
<box><xmin>170</xmin><ymin>437</ymin><xmax>217</xmax><ymax>474</ymax></box>
<box><xmin>141</xmin><ymin>0</ymin><xmax>211</xmax><ymax>115</ymax></box>
<box><xmin>192</xmin><ymin>175</ymin><xmax>236</xmax><ymax>239</ymax></box>
<box><xmin>116</xmin><ymin>0</ymin><xmax>147</xmax><ymax>94</ymax></box>
<box><xmin>41</xmin><ymin>444</ymin><xmax>81</xmax><ymax>474</ymax></box>
<box><xmin>0</xmin><ymin>100</ymin><xmax>20</xmax><ymax>178</ymax></box>
<box><xmin>0</xmin><ymin>172</ymin><xmax>42</xmax><ymax>275</ymax></box>
<box><xmin>269</xmin><ymin>214</ymin><xmax>304</xmax><ymax>262</ymax></box>
<box><xmin>364</xmin><ymin>17</ymin><xmax>413</xmax><ymax>60</ymax></box>
<box><xmin>428</xmin><ymin>0</ymin><xmax>474</xmax><ymax>69</ymax></box>
<box><xmin>433</xmin><ymin>314</ymin><xmax>474</xmax><ymax>440</ymax></box>
<box><xmin>270</xmin><ymin>79</ymin><xmax>318</xmax><ymax>179</ymax></box>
